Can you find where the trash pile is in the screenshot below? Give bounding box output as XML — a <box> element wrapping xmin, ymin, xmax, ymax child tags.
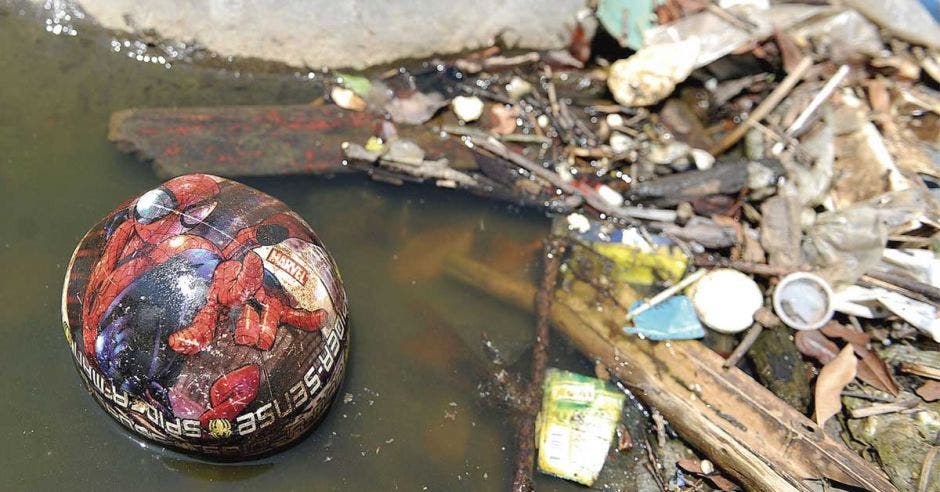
<box><xmin>109</xmin><ymin>0</ymin><xmax>940</xmax><ymax>489</ymax></box>
<box><xmin>328</xmin><ymin>1</ymin><xmax>940</xmax><ymax>489</ymax></box>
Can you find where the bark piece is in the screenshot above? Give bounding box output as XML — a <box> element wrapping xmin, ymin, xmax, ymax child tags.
<box><xmin>760</xmin><ymin>191</ymin><xmax>803</xmax><ymax>269</ymax></box>
<box><xmin>627</xmin><ymin>159</ymin><xmax>784</xmax><ymax>206</ymax></box>
<box><xmin>109</xmin><ymin>105</ymin><xmax>477</xmax><ymax>178</ymax></box>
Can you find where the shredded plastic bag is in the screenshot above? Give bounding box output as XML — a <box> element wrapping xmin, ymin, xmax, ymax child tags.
<box><xmin>803</xmin><ymin>204</ymin><xmax>888</xmax><ymax>285</ymax></box>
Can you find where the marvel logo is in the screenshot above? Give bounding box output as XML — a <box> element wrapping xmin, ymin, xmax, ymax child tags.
<box><xmin>266</xmin><ymin>248</ymin><xmax>309</xmax><ymax>285</ymax></box>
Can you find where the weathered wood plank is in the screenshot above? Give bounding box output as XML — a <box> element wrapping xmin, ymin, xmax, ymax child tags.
<box><xmin>109</xmin><ymin>105</ymin><xmax>478</xmax><ymax>178</ymax></box>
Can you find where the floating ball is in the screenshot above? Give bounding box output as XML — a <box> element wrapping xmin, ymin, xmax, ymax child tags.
<box><xmin>62</xmin><ymin>174</ymin><xmax>349</xmax><ymax>460</ymax></box>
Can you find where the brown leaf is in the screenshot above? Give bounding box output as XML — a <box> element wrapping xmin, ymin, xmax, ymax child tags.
<box><xmin>707</xmin><ymin>474</ymin><xmax>739</xmax><ymax>491</ymax></box>
<box><xmin>677</xmin><ymin>458</ymin><xmax>704</xmax><ymax>474</ymax></box>
<box><xmin>489</xmin><ymin>105</ymin><xmax>519</xmax><ymax>135</ymax></box>
<box><xmin>815</xmin><ymin>345</ymin><xmax>858</xmax><ymax>425</ymax></box>
<box><xmin>795</xmin><ymin>330</ymin><xmax>839</xmax><ymax>364</ymax></box>
<box><xmin>616</xmin><ymin>424</ymin><xmax>633</xmax><ymax>451</ymax></box>
<box><xmin>917</xmin><ymin>381</ymin><xmax>940</xmax><ymax>402</ymax></box>
<box><xmin>774</xmin><ymin>28</ymin><xmax>804</xmax><ymax>75</ymax></box>
<box><xmin>853</xmin><ymin>344</ymin><xmax>900</xmax><ymax>396</ymax></box>
<box><xmin>820</xmin><ymin>321</ymin><xmax>871</xmax><ymax>347</ymax></box>
<box><xmin>797</xmin><ymin>327</ymin><xmax>898</xmax><ymax>395</ymax></box>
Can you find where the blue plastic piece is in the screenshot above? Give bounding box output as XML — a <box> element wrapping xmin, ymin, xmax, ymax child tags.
<box><xmin>597</xmin><ymin>0</ymin><xmax>657</xmax><ymax>50</ymax></box>
<box><xmin>624</xmin><ymin>295</ymin><xmax>705</xmax><ymax>340</ymax></box>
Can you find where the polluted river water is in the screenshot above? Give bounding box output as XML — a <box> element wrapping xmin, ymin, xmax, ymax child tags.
<box><xmin>0</xmin><ymin>2</ymin><xmax>634</xmax><ymax>490</ymax></box>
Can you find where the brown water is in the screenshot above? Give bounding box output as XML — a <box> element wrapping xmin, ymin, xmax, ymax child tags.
<box><xmin>0</xmin><ymin>2</ymin><xmax>607</xmax><ymax>489</ymax></box>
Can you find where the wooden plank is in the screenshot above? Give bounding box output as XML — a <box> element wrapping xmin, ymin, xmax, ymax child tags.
<box><xmin>108</xmin><ymin>105</ymin><xmax>478</xmax><ymax>178</ymax></box>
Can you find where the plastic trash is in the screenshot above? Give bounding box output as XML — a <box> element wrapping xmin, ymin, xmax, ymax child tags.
<box><xmin>451</xmin><ymin>95</ymin><xmax>484</xmax><ymax>122</ymax></box>
<box><xmin>642</xmin><ymin>4</ymin><xmax>823</xmax><ymax>68</ymax></box>
<box><xmin>561</xmin><ymin>216</ymin><xmax>690</xmax><ymax>287</ymax></box>
<box><xmin>773</xmin><ymin>272</ymin><xmax>835</xmax><ymax>330</ymax></box>
<box><xmin>843</xmin><ymin>0</ymin><xmax>940</xmax><ymax>50</ymax></box>
<box><xmin>625</xmin><ymin>295</ymin><xmax>705</xmax><ymax>340</ymax></box>
<box><xmin>536</xmin><ymin>369</ymin><xmax>625</xmax><ymax>486</ymax></box>
<box><xmin>833</xmin><ymin>285</ymin><xmax>940</xmax><ymax>342</ymax></box>
<box><xmin>788</xmin><ymin>8</ymin><xmax>883</xmax><ymax>62</ymax></box>
<box><xmin>688</xmin><ymin>269</ymin><xmax>763</xmax><ymax>333</ymax></box>
<box><xmin>607</xmin><ymin>39</ymin><xmax>700</xmax><ymax>107</ymax></box>
<box><xmin>596</xmin><ymin>0</ymin><xmax>656</xmax><ymax>50</ymax></box>
<box><xmin>803</xmin><ymin>204</ymin><xmax>889</xmax><ymax>285</ymax></box>
<box><xmin>62</xmin><ymin>174</ymin><xmax>349</xmax><ymax>460</ymax></box>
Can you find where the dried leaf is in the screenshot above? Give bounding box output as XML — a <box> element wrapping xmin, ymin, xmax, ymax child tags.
<box><xmin>795</xmin><ymin>329</ymin><xmax>839</xmax><ymax>364</ymax></box>
<box><xmin>489</xmin><ymin>105</ymin><xmax>519</xmax><ymax>135</ymax></box>
<box><xmin>820</xmin><ymin>321</ymin><xmax>871</xmax><ymax>347</ymax></box>
<box><xmin>384</xmin><ymin>91</ymin><xmax>447</xmax><ymax>125</ymax></box>
<box><xmin>616</xmin><ymin>424</ymin><xmax>633</xmax><ymax>451</ymax></box>
<box><xmin>917</xmin><ymin>381</ymin><xmax>940</xmax><ymax>402</ymax></box>
<box><xmin>815</xmin><ymin>345</ymin><xmax>858</xmax><ymax>425</ymax></box>
<box><xmin>853</xmin><ymin>344</ymin><xmax>900</xmax><ymax>396</ymax></box>
<box><xmin>677</xmin><ymin>458</ymin><xmax>704</xmax><ymax>474</ymax></box>
<box><xmin>774</xmin><ymin>28</ymin><xmax>804</xmax><ymax>75</ymax></box>
<box><xmin>707</xmin><ymin>473</ymin><xmax>739</xmax><ymax>491</ymax></box>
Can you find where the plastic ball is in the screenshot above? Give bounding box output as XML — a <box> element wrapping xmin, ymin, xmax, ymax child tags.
<box><xmin>61</xmin><ymin>174</ymin><xmax>349</xmax><ymax>460</ymax></box>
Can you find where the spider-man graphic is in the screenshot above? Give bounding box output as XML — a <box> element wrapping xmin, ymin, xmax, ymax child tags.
<box><xmin>81</xmin><ymin>174</ymin><xmax>328</xmax><ymax>430</ymax></box>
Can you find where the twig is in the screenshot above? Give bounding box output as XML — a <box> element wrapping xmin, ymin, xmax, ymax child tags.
<box><xmin>625</xmin><ymin>269</ymin><xmax>707</xmax><ymax>322</ymax></box>
<box><xmin>343</xmin><ymin>142</ymin><xmax>478</xmax><ymax>187</ymax></box>
<box><xmin>709</xmin><ymin>56</ymin><xmax>813</xmax><ymax>156</ymax></box>
<box><xmin>693</xmin><ymin>255</ymin><xmax>804</xmax><ymax>277</ymax></box>
<box><xmin>841</xmin><ymin>391</ymin><xmax>896</xmax><ymax>403</ymax></box>
<box><xmin>440</xmin><ymin>124</ymin><xmax>551</xmax><ymax>146</ymax></box>
<box><xmin>900</xmin><ymin>362</ymin><xmax>940</xmax><ymax>381</ymax></box>
<box><xmin>786</xmin><ymin>65</ymin><xmax>850</xmax><ymax>138</ymax></box>
<box><xmin>614</xmin><ymin>205</ymin><xmax>678</xmax><ymax>222</ymax></box>
<box><xmin>723</xmin><ymin>323</ymin><xmax>764</xmax><ymax>368</ymax></box>
<box><xmin>706</xmin><ymin>2</ymin><xmax>759</xmax><ymax>32</ymax></box>
<box><xmin>918</xmin><ymin>446</ymin><xmax>939</xmax><ymax>492</ymax></box>
<box><xmin>850</xmin><ymin>398</ymin><xmax>919</xmax><ymax>419</ymax></box>
<box><xmin>512</xmin><ymin>237</ymin><xmax>566</xmax><ymax>492</ymax></box>
<box><xmin>858</xmin><ymin>276</ymin><xmax>935</xmax><ymax>305</ymax></box>
<box><xmin>651</xmin><ymin>409</ymin><xmax>667</xmax><ymax>449</ymax></box>
<box><xmin>468</xmin><ymin>136</ymin><xmax>640</xmax><ymax>225</ymax></box>
<box><xmin>645</xmin><ymin>437</ymin><xmax>668</xmax><ymax>492</ymax></box>
<box><xmin>863</xmin><ymin>271</ymin><xmax>940</xmax><ymax>304</ymax></box>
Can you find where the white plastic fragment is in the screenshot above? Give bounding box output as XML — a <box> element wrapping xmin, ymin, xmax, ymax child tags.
<box><xmin>566</xmin><ymin>213</ymin><xmax>591</xmax><ymax>234</ymax></box>
<box><xmin>608</xmin><ymin>132</ymin><xmax>634</xmax><ymax>154</ymax></box>
<box><xmin>690</xmin><ymin>148</ymin><xmax>715</xmax><ymax>170</ymax></box>
<box><xmin>331</xmin><ymin>86</ymin><xmax>367</xmax><ymax>111</ymax></box>
<box><xmin>833</xmin><ymin>285</ymin><xmax>940</xmax><ymax>342</ymax></box>
<box><xmin>596</xmin><ymin>184</ymin><xmax>624</xmax><ymax>207</ymax></box>
<box><xmin>605</xmin><ymin>113</ymin><xmax>625</xmax><ymax>128</ymax></box>
<box><xmin>607</xmin><ymin>39</ymin><xmax>701</xmax><ymax>107</ymax></box>
<box><xmin>773</xmin><ymin>272</ymin><xmax>834</xmax><ymax>330</ymax></box>
<box><xmin>451</xmin><ymin>95</ymin><xmax>485</xmax><ymax>122</ymax></box>
<box><xmin>506</xmin><ymin>76</ymin><xmax>533</xmax><ymax>101</ymax></box>
<box><xmin>688</xmin><ymin>269</ymin><xmax>763</xmax><ymax>333</ymax></box>
<box><xmin>881</xmin><ymin>248</ymin><xmax>940</xmax><ymax>287</ymax></box>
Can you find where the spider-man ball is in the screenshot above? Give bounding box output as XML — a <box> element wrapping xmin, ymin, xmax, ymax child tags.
<box><xmin>61</xmin><ymin>174</ymin><xmax>349</xmax><ymax>460</ymax></box>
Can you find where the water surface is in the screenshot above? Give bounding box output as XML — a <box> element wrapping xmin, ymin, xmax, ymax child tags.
<box><xmin>0</xmin><ymin>3</ymin><xmax>600</xmax><ymax>490</ymax></box>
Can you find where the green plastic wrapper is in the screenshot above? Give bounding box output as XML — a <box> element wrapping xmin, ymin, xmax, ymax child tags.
<box><xmin>536</xmin><ymin>368</ymin><xmax>626</xmax><ymax>486</ymax></box>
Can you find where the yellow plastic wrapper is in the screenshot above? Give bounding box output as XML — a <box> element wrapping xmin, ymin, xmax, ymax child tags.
<box><xmin>536</xmin><ymin>368</ymin><xmax>625</xmax><ymax>486</ymax></box>
<box><xmin>592</xmin><ymin>241</ymin><xmax>688</xmax><ymax>286</ymax></box>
